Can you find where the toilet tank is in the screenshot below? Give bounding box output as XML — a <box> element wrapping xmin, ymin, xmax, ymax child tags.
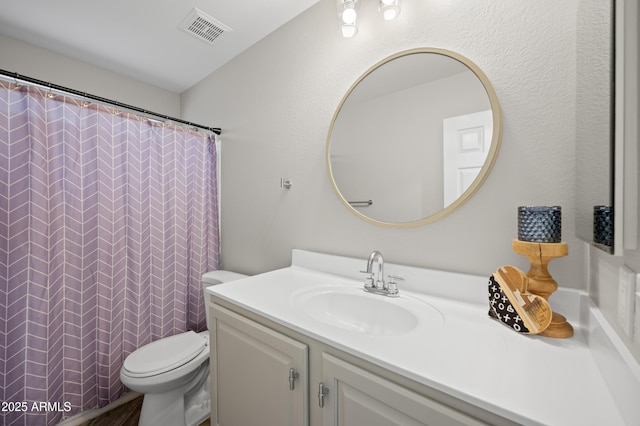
<box><xmin>202</xmin><ymin>270</ymin><xmax>248</xmax><ymax>329</ymax></box>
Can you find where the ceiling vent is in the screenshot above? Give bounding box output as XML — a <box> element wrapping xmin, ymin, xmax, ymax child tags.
<box><xmin>179</xmin><ymin>7</ymin><xmax>233</xmax><ymax>45</ymax></box>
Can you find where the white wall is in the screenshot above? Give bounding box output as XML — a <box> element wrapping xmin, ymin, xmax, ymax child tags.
<box><xmin>0</xmin><ymin>34</ymin><xmax>180</xmax><ymax>117</ymax></box>
<box><xmin>181</xmin><ymin>0</ymin><xmax>583</xmax><ymax>291</ymax></box>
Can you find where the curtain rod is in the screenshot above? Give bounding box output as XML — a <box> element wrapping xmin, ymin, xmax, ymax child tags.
<box><xmin>0</xmin><ymin>68</ymin><xmax>221</xmax><ymax>135</ymax></box>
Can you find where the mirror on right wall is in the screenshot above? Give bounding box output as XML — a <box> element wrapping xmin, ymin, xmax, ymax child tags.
<box><xmin>575</xmin><ymin>0</ymin><xmax>622</xmax><ymax>254</ymax></box>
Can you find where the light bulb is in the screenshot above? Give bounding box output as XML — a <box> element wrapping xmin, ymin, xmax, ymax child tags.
<box><xmin>379</xmin><ymin>0</ymin><xmax>401</xmax><ymax>21</ymax></box>
<box><xmin>382</xmin><ymin>7</ymin><xmax>399</xmax><ymax>20</ymax></box>
<box><xmin>341</xmin><ymin>3</ymin><xmax>357</xmax><ymax>24</ymax></box>
<box><xmin>341</xmin><ymin>24</ymin><xmax>358</xmax><ymax>38</ymax></box>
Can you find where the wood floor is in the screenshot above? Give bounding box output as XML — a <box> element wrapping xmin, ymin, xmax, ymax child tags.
<box><xmin>78</xmin><ymin>396</ymin><xmax>211</xmax><ymax>426</ymax></box>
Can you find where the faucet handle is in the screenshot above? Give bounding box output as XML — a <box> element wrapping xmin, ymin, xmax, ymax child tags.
<box><xmin>386</xmin><ymin>275</ymin><xmax>403</xmax><ymax>295</ymax></box>
<box><xmin>359</xmin><ymin>270</ymin><xmax>375</xmax><ymax>288</ymax></box>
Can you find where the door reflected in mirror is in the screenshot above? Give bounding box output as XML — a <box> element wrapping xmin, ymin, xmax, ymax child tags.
<box><xmin>327</xmin><ymin>48</ymin><xmax>502</xmax><ymax>227</ymax></box>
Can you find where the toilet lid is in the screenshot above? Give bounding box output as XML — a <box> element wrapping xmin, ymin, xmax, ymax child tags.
<box><xmin>123</xmin><ymin>331</ymin><xmax>207</xmax><ymax>377</ymax></box>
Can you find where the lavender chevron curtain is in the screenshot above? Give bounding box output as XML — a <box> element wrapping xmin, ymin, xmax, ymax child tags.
<box><xmin>0</xmin><ymin>81</ymin><xmax>220</xmax><ymax>426</ymax></box>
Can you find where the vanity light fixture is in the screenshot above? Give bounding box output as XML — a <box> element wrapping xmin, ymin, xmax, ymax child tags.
<box><xmin>338</xmin><ymin>0</ymin><xmax>359</xmax><ymax>38</ymax></box>
<box><xmin>338</xmin><ymin>0</ymin><xmax>401</xmax><ymax>38</ymax></box>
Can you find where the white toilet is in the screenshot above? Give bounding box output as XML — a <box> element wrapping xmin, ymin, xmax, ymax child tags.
<box><xmin>120</xmin><ymin>270</ymin><xmax>247</xmax><ymax>426</ymax></box>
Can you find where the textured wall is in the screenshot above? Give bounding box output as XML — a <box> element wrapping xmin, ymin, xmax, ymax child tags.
<box><xmin>0</xmin><ymin>34</ymin><xmax>180</xmax><ymax>117</ymax></box>
<box><xmin>182</xmin><ymin>0</ymin><xmax>584</xmax><ymax>289</ymax></box>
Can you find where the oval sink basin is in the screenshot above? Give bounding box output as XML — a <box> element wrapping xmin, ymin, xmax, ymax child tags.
<box><xmin>290</xmin><ymin>285</ymin><xmax>443</xmax><ymax>336</ymax></box>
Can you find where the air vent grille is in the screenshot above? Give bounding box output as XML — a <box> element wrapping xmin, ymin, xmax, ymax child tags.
<box><xmin>179</xmin><ymin>7</ymin><xmax>233</xmax><ymax>45</ymax></box>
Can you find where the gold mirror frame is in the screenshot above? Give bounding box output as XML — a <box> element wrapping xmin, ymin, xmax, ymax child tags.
<box><xmin>326</xmin><ymin>48</ymin><xmax>503</xmax><ymax>228</ymax></box>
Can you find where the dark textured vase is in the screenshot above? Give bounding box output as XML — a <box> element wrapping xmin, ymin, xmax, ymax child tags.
<box><xmin>517</xmin><ymin>206</ymin><xmax>562</xmax><ymax>243</ymax></box>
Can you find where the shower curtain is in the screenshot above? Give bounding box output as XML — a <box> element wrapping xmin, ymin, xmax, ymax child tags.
<box><xmin>0</xmin><ymin>81</ymin><xmax>220</xmax><ymax>426</ymax></box>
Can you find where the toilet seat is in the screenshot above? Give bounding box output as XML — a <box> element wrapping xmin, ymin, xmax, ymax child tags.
<box><xmin>123</xmin><ymin>331</ymin><xmax>207</xmax><ymax>378</ymax></box>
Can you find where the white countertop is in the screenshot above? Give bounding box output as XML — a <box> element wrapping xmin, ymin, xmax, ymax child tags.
<box><xmin>207</xmin><ymin>250</ymin><xmax>639</xmax><ymax>425</ymax></box>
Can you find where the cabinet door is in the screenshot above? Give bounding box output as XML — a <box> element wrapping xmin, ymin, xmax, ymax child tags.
<box><xmin>210</xmin><ymin>305</ymin><xmax>308</xmax><ymax>426</ymax></box>
<box><xmin>321</xmin><ymin>353</ymin><xmax>486</xmax><ymax>426</ymax></box>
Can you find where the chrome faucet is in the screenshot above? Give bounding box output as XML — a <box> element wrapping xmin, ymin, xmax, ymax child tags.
<box><xmin>366</xmin><ymin>250</ymin><xmax>385</xmax><ymax>288</ymax></box>
<box><xmin>360</xmin><ymin>251</ymin><xmax>400</xmax><ymax>297</ymax></box>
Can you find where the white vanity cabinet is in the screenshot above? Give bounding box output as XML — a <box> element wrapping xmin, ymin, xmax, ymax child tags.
<box><xmin>320</xmin><ymin>353</ymin><xmax>485</xmax><ymax>426</ymax></box>
<box><xmin>210</xmin><ymin>302</ymin><xmax>498</xmax><ymax>426</ymax></box>
<box><xmin>209</xmin><ymin>305</ymin><xmax>308</xmax><ymax>426</ymax></box>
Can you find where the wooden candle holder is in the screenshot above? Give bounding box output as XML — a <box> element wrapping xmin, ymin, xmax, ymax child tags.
<box><xmin>512</xmin><ymin>239</ymin><xmax>573</xmax><ymax>338</ymax></box>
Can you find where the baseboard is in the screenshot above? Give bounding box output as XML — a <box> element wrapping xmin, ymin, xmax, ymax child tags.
<box><xmin>56</xmin><ymin>392</ymin><xmax>141</xmax><ymax>426</ymax></box>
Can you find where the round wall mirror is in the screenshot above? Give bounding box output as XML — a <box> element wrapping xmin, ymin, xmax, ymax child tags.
<box><xmin>327</xmin><ymin>48</ymin><xmax>503</xmax><ymax>227</ymax></box>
